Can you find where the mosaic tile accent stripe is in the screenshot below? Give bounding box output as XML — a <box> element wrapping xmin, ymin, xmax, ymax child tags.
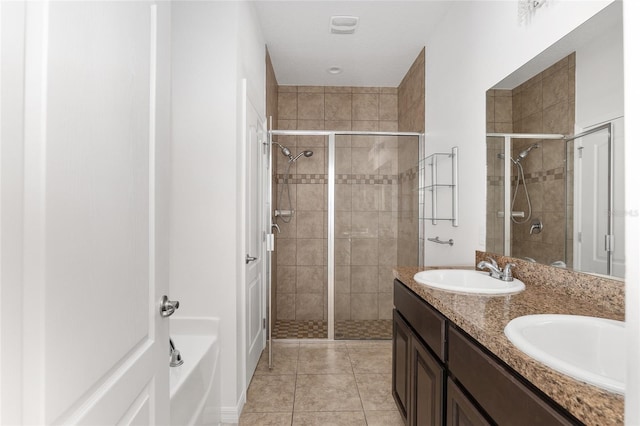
<box><xmin>272</xmin><ymin>319</ymin><xmax>392</xmax><ymax>340</ymax></box>
<box><xmin>487</xmin><ymin>166</ymin><xmax>565</xmax><ymax>186</ymax></box>
<box><xmin>276</xmin><ymin>173</ymin><xmax>398</xmax><ymax>185</ymax></box>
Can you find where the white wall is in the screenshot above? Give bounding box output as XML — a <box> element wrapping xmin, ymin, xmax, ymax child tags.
<box><xmin>422</xmin><ymin>0</ymin><xmax>614</xmax><ymax>266</ymax></box>
<box><xmin>623</xmin><ymin>0</ymin><xmax>640</xmax><ymax>422</ymax></box>
<box><xmin>170</xmin><ymin>1</ymin><xmax>265</xmax><ymax>422</ymax></box>
<box><xmin>575</xmin><ymin>6</ymin><xmax>624</xmax><ymax>128</ymax></box>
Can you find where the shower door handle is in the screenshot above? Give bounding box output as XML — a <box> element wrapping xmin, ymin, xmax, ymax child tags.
<box><xmin>246</xmin><ymin>254</ymin><xmax>258</xmax><ymax>264</ymax></box>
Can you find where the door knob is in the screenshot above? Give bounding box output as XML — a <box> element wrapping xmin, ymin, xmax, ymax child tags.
<box><xmin>160</xmin><ymin>295</ymin><xmax>180</xmax><ymax>318</ymax></box>
<box><xmin>246</xmin><ymin>254</ymin><xmax>258</xmax><ymax>264</ymax></box>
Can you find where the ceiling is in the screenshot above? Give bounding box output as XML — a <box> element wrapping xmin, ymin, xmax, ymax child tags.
<box><xmin>253</xmin><ymin>1</ymin><xmax>453</xmax><ymax>88</ymax></box>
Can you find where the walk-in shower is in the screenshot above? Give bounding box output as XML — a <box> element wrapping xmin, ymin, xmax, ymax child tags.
<box><xmin>267</xmin><ymin>129</ymin><xmax>423</xmax><ymax>347</ymax></box>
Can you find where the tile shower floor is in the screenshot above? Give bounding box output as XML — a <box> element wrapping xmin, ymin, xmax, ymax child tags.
<box><xmin>273</xmin><ymin>320</ymin><xmax>393</xmax><ymax>340</ymax></box>
<box><xmin>237</xmin><ymin>340</ymin><xmax>403</xmax><ymax>425</ymax></box>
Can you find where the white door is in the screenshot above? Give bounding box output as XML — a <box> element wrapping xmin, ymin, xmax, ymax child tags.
<box><xmin>244</xmin><ymin>83</ymin><xmax>267</xmax><ymax>383</ymax></box>
<box><xmin>0</xmin><ymin>1</ymin><xmax>171</xmax><ymax>424</ymax></box>
<box><xmin>575</xmin><ymin>118</ymin><xmax>625</xmax><ymax>278</ymax></box>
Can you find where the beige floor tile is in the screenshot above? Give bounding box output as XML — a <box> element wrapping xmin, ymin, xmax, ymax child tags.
<box><xmin>354</xmin><ymin>373</ymin><xmax>397</xmax><ymax>411</ymax></box>
<box><xmin>297</xmin><ymin>344</ymin><xmax>353</xmax><ymax>374</ymax></box>
<box><xmin>364</xmin><ymin>410</ymin><xmax>405</xmax><ymax>426</ymax></box>
<box><xmin>294</xmin><ymin>374</ymin><xmax>362</xmax><ymax>412</ymax></box>
<box><xmin>239</xmin><ymin>411</ymin><xmax>293</xmax><ymax>426</ymax></box>
<box><xmin>292</xmin><ymin>410</ymin><xmax>366</xmax><ymax>425</ymax></box>
<box><xmin>347</xmin><ymin>344</ymin><xmax>392</xmax><ymax>374</ymax></box>
<box><xmin>243</xmin><ymin>375</ymin><xmax>296</xmax><ymax>413</ymax></box>
<box><xmin>254</xmin><ymin>343</ymin><xmax>299</xmax><ymax>375</ymax></box>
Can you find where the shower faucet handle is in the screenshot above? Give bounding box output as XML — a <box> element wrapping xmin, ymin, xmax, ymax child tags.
<box><xmin>530</xmin><ymin>218</ymin><xmax>543</xmax><ymax>235</ymax></box>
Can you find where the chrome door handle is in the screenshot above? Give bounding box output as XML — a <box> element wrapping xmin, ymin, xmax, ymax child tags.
<box><xmin>246</xmin><ymin>254</ymin><xmax>258</xmax><ymax>264</ymax></box>
<box><xmin>160</xmin><ymin>295</ymin><xmax>180</xmax><ymax>318</ymax></box>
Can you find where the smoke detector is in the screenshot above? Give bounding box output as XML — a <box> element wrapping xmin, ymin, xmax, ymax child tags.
<box><xmin>330</xmin><ymin>16</ymin><xmax>359</xmax><ymax>34</ymax></box>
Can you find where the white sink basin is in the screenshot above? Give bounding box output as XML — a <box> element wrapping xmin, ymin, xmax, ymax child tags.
<box><xmin>505</xmin><ymin>314</ymin><xmax>625</xmax><ymax>394</ymax></box>
<box><xmin>413</xmin><ymin>269</ymin><xmax>525</xmax><ymax>295</ymax></box>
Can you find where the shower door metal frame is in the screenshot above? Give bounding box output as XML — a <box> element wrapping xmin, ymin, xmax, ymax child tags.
<box><xmin>269</xmin><ymin>129</ymin><xmax>424</xmax><ymax>341</ymax></box>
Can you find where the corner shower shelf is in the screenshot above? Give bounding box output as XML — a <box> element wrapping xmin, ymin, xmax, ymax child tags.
<box><xmin>422</xmin><ymin>147</ymin><xmax>458</xmax><ymax>226</ymax></box>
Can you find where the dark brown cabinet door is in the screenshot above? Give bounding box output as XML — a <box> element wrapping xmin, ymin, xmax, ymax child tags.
<box><xmin>393</xmin><ymin>310</ymin><xmax>411</xmax><ymax>422</ymax></box>
<box><xmin>447</xmin><ymin>378</ymin><xmax>491</xmax><ymax>426</ymax></box>
<box><xmin>410</xmin><ymin>335</ymin><xmax>444</xmax><ymax>426</ymax></box>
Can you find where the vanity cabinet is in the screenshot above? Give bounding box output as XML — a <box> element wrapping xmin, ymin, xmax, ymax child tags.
<box><xmin>393</xmin><ymin>310</ymin><xmax>444</xmax><ymax>425</ymax></box>
<box><xmin>392</xmin><ymin>279</ymin><xmax>582</xmax><ymax>426</ymax></box>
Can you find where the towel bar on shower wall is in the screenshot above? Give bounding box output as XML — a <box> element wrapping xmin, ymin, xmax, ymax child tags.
<box><xmin>427</xmin><ymin>236</ymin><xmax>454</xmax><ymax>246</ymax></box>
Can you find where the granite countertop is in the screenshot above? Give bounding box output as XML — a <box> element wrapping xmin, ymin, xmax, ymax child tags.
<box><xmin>393</xmin><ymin>265</ymin><xmax>624</xmax><ymax>426</ymax></box>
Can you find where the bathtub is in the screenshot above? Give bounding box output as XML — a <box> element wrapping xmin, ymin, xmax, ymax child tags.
<box><xmin>170</xmin><ymin>317</ymin><xmax>221</xmax><ymax>426</ymax></box>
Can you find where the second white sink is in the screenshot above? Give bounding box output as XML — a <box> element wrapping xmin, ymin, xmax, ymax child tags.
<box><xmin>505</xmin><ymin>314</ymin><xmax>625</xmax><ymax>394</ymax></box>
<box><xmin>413</xmin><ymin>269</ymin><xmax>525</xmax><ymax>295</ymax></box>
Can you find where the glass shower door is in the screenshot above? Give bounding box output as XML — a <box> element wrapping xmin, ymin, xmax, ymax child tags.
<box><xmin>332</xmin><ymin>133</ymin><xmax>420</xmax><ymax>340</ymax></box>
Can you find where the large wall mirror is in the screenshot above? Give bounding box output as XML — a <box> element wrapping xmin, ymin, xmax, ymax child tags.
<box><xmin>485</xmin><ymin>2</ymin><xmax>624</xmax><ymax>279</ymax></box>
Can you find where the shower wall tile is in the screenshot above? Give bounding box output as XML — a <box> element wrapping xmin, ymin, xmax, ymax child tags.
<box><xmin>297</xmin><ymin>184</ymin><xmax>325</xmax><ymax>211</ymax></box>
<box><xmin>325</xmin><ymin>93</ymin><xmax>352</xmax><ymax>121</ymax></box>
<box><xmin>351</xmin><ymin>239</ymin><xmax>379</xmax><ymax>265</ymax></box>
<box><xmin>296</xmin><ymin>266</ymin><xmax>324</xmax><ymax>294</ymax></box>
<box><xmin>335</xmin><ymin>296</ymin><xmax>351</xmax><ymax>320</ymax></box>
<box><xmin>297</xmin><ymin>85</ymin><xmax>324</xmax><ymax>93</ymax></box>
<box><xmin>379</xmin><ymin>94</ymin><xmax>398</xmax><ymax>121</ymax></box>
<box><xmin>350</xmin><ymin>294</ymin><xmax>378</xmax><ymax>320</ymax></box>
<box><xmin>378</xmin><ymin>267</ymin><xmax>394</xmax><ymax>293</ymax></box>
<box><xmin>277</xmin><ymin>293</ymin><xmax>295</xmax><ymax>320</ymax></box>
<box><xmin>297</xmin><ymin>211</ymin><xmax>324</xmax><ymax>239</ymax></box>
<box><xmin>378</xmin><ymin>293</ymin><xmax>393</xmax><ymax>319</ymax></box>
<box><xmin>350</xmin><ymin>266</ymin><xmax>379</xmax><ymax>293</ymax></box>
<box><xmin>378</xmin><ymin>212</ymin><xmax>398</xmax><ymax>238</ymax></box>
<box><xmin>335</xmin><ymin>211</ymin><xmax>352</xmax><ymax>238</ymax></box>
<box><xmin>297</xmin><ymin>93</ymin><xmax>325</xmax><ymax>120</ymax></box>
<box><xmin>543</xmin><ymin>68</ymin><xmax>569</xmax><ymax>109</ymax></box>
<box><xmin>277</xmin><ymin>239</ymin><xmax>297</xmax><ymax>265</ymax></box>
<box><xmin>335</xmin><ymin>239</ymin><xmax>351</xmax><ymax>265</ymax></box>
<box><xmin>379</xmin><ymin>121</ymin><xmax>398</xmax><ymax>132</ymax></box>
<box><xmin>378</xmin><ymin>239</ymin><xmax>398</xmax><ymax>265</ymax></box>
<box><xmin>296</xmin><ymin>238</ymin><xmax>324</xmax><ymax>266</ymax></box>
<box><xmin>325</xmin><ymin>86</ymin><xmax>353</xmax><ymax>94</ymax></box>
<box><xmin>352</xmin><ymin>93</ymin><xmax>379</xmax><ymax>121</ymax></box>
<box><xmin>278</xmin><ymin>85</ymin><xmax>297</xmax><ymax>93</ymax></box>
<box><xmin>278</xmin><ymin>92</ymin><xmax>298</xmax><ymax>119</ymax></box>
<box><xmin>352</xmin><ymin>212</ymin><xmax>379</xmax><ymax>238</ymax></box>
<box><xmin>335</xmin><ymin>148</ymin><xmax>352</xmax><ymax>174</ymax></box>
<box><xmin>296</xmin><ymin>294</ymin><xmax>324</xmax><ymax>320</ymax></box>
<box><xmin>277</xmin><ymin>266</ymin><xmax>297</xmax><ymax>294</ymax></box>
<box><xmin>353</xmin><ymin>87</ymin><xmax>380</xmax><ymax>94</ymax></box>
<box><xmin>335</xmin><ymin>266</ymin><xmax>351</xmax><ymax>293</ymax></box>
<box><xmin>352</xmin><ymin>185</ymin><xmax>380</xmax><ymax>211</ymax></box>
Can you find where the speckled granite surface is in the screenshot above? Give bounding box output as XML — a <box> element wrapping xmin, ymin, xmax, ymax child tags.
<box><xmin>393</xmin><ymin>252</ymin><xmax>624</xmax><ymax>426</ymax></box>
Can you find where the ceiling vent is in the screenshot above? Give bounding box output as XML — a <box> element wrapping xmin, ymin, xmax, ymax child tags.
<box><xmin>330</xmin><ymin>16</ymin><xmax>359</xmax><ymax>34</ymax></box>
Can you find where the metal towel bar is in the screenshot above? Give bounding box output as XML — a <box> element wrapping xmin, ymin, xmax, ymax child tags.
<box><xmin>428</xmin><ymin>236</ymin><xmax>454</xmax><ymax>246</ymax></box>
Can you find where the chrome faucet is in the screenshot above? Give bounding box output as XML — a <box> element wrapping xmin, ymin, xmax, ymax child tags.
<box><xmin>170</xmin><ymin>338</ymin><xmax>184</xmax><ymax>367</ymax></box>
<box><xmin>477</xmin><ymin>257</ymin><xmax>515</xmax><ymax>282</ymax></box>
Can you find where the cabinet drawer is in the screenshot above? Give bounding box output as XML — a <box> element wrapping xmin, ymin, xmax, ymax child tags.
<box><xmin>448</xmin><ymin>326</ymin><xmax>580</xmax><ymax>426</ymax></box>
<box><xmin>393</xmin><ymin>279</ymin><xmax>446</xmax><ymax>362</ymax></box>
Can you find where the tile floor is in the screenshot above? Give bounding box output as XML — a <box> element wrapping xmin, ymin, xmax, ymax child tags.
<box><xmin>237</xmin><ymin>340</ymin><xmax>403</xmax><ymax>425</ymax></box>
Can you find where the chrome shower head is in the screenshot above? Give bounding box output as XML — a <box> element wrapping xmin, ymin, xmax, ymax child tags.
<box><xmin>290</xmin><ymin>150</ymin><xmax>314</xmax><ymax>162</ymax></box>
<box><xmin>515</xmin><ymin>143</ymin><xmax>539</xmax><ymax>162</ymax></box>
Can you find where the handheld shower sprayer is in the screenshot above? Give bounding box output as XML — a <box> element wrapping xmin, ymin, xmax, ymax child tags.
<box><xmin>272</xmin><ymin>142</ymin><xmax>314</xmax><ymax>163</ymax></box>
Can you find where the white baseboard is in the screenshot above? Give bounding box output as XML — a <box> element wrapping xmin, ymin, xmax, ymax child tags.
<box><xmin>219</xmin><ymin>390</ymin><xmax>246</xmax><ymax>424</ymax></box>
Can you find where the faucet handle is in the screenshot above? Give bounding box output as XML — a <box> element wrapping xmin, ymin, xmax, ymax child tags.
<box><xmin>502</xmin><ymin>263</ymin><xmax>515</xmax><ymax>281</ymax></box>
<box><xmin>487</xmin><ymin>257</ymin><xmax>499</xmax><ymax>269</ymax></box>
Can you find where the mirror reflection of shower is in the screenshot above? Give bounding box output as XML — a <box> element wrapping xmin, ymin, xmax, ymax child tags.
<box><xmin>510</xmin><ymin>143</ymin><xmax>538</xmax><ymax>224</ymax></box>
<box><xmin>273</xmin><ymin>142</ymin><xmax>313</xmax><ymax>223</ymax></box>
